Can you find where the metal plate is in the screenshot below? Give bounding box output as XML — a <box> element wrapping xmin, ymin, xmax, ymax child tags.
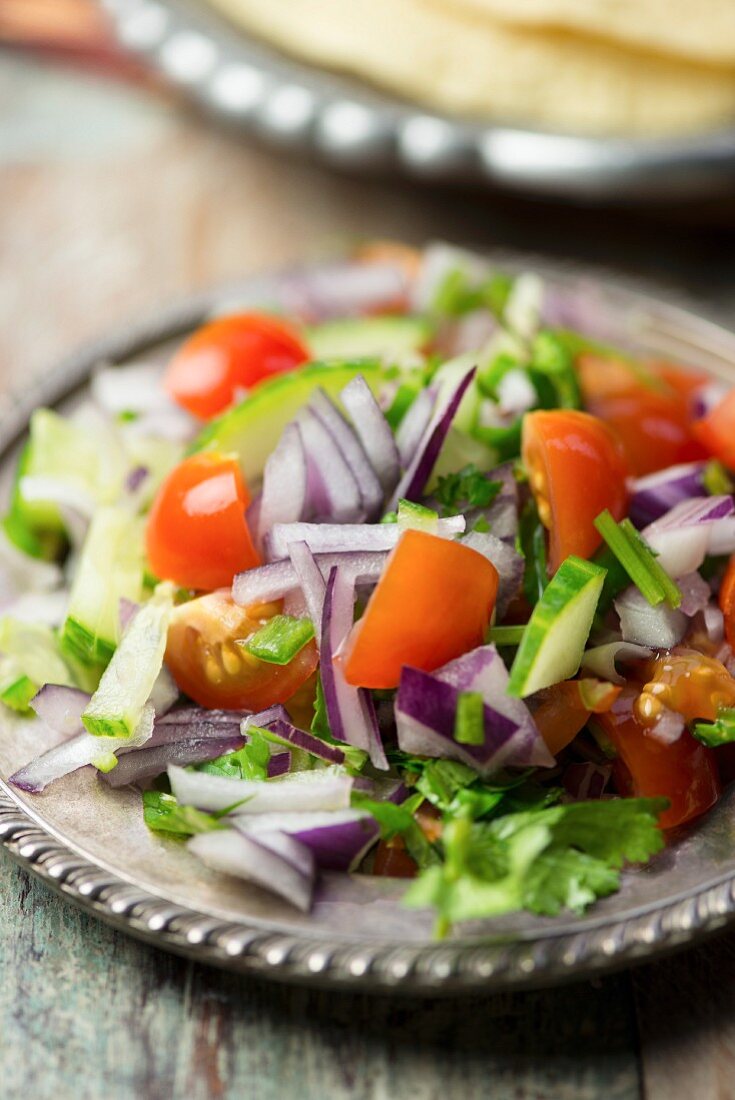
<box><xmin>4</xmin><ymin>254</ymin><xmax>735</xmax><ymax>995</ymax></box>
<box><xmin>100</xmin><ymin>0</ymin><xmax>735</xmax><ymax>202</ymax></box>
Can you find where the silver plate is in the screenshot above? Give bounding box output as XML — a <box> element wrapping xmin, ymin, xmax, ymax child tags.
<box><xmin>100</xmin><ymin>0</ymin><xmax>735</xmax><ymax>202</ymax></box>
<box><xmin>3</xmin><ymin>254</ymin><xmax>735</xmax><ymax>995</ymax></box>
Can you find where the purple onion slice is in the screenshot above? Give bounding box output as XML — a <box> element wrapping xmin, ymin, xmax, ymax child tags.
<box><xmin>233</xmin><ymin>809</ymin><xmax>379</xmax><ymax>872</ymax></box>
<box><xmin>232</xmin><ymin>550</ymin><xmax>387</xmax><ymax>607</ymax></box>
<box><xmin>188</xmin><ymin>829</ymin><xmax>315</xmax><ymax>912</ymax></box>
<box><xmin>309</xmin><ymin>388</ymin><xmax>383</xmax><ymax>519</ymax></box>
<box><xmin>340</xmin><ymin>375</ymin><xmax>400</xmax><ymax>494</ymax></box>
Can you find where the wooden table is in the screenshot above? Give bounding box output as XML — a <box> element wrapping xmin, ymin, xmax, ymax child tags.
<box><xmin>3</xmin><ymin>51</ymin><xmax>735</xmax><ymax>1100</ymax></box>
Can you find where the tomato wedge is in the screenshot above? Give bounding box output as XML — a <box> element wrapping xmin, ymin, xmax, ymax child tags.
<box><xmin>693</xmin><ymin>389</ymin><xmax>735</xmax><ymax>470</ymax></box>
<box><xmin>522</xmin><ymin>409</ymin><xmax>629</xmax><ymax>573</ymax></box>
<box><xmin>146</xmin><ymin>453</ymin><xmax>259</xmax><ymax>591</ymax></box>
<box><xmin>596</xmin><ymin>689</ymin><xmax>720</xmax><ymax>829</ymax></box>
<box><xmin>532</xmin><ymin>679</ymin><xmax>621</xmax><ymax>757</ymax></box>
<box><xmin>343</xmin><ymin>530</ymin><xmax>498</xmax><ymax>690</ymax></box>
<box><xmin>165</xmin><ymin>590</ymin><xmax>317</xmax><ymax>711</ymax></box>
<box><xmin>165</xmin><ymin>313</ymin><xmax>309</xmax><ymax>420</ymax></box>
<box><xmin>577</xmin><ymin>353</ymin><xmax>707</xmax><ymax>475</ymax></box>
<box><xmin>720</xmin><ymin>556</ymin><xmax>735</xmax><ymax>649</ymax></box>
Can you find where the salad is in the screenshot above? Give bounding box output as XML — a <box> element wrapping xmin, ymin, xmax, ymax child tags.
<box><xmin>3</xmin><ymin>241</ymin><xmax>735</xmax><ymax>936</ymax></box>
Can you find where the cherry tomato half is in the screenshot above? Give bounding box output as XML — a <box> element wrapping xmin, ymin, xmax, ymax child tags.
<box><xmin>165</xmin><ymin>590</ymin><xmax>318</xmax><ymax>711</ymax></box>
<box><xmin>596</xmin><ymin>689</ymin><xmax>720</xmax><ymax>830</ymax></box>
<box><xmin>577</xmin><ymin>354</ymin><xmax>707</xmax><ymax>475</ymax></box>
<box><xmin>693</xmin><ymin>389</ymin><xmax>735</xmax><ymax>471</ymax></box>
<box><xmin>720</xmin><ymin>556</ymin><xmax>735</xmax><ymax>649</ymax></box>
<box><xmin>146</xmin><ymin>453</ymin><xmax>259</xmax><ymax>591</ymax></box>
<box><xmin>165</xmin><ymin>313</ymin><xmax>309</xmax><ymax>420</ymax></box>
<box><xmin>522</xmin><ymin>409</ymin><xmax>629</xmax><ymax>573</ymax></box>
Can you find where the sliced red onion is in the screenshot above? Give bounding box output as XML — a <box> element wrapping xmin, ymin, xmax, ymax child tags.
<box><xmin>309</xmin><ymin>389</ymin><xmax>383</xmax><ymax>519</ymax></box>
<box><xmin>390</xmin><ymin>368</ymin><xmax>476</xmax><ymax>508</ymax></box>
<box><xmin>629</xmin><ymin>463</ymin><xmax>707</xmax><ymax>528</ymax></box>
<box><xmin>615</xmin><ymin>587</ymin><xmax>688</xmax><ymax>649</ymax></box>
<box><xmin>257</xmin><ymin>424</ymin><xmax>308</xmax><ymax>546</ymax></box>
<box><xmin>581</xmin><ymin>641</ymin><xmax>653</xmax><ymax>684</ymax></box>
<box><xmin>125</xmin><ymin>465</ymin><xmax>149</xmax><ymax>494</ymax></box>
<box><xmin>297</xmin><ymin>410</ymin><xmax>364</xmax><ymax>523</ymax></box>
<box><xmin>168</xmin><ymin>763</ymin><xmax>353</xmax><ymax>814</ymax></box>
<box><xmin>242</xmin><ymin>709</ymin><xmax>347</xmax><ymax>766</ymax></box>
<box><xmin>677</xmin><ymin>572</ymin><xmax>712</xmax><ymax>617</ymax></box>
<box><xmin>643</xmin><ymin>496</ymin><xmax>735</xmax><ymax>577</ymax></box>
<box><xmin>396</xmin><ymin>387</ymin><xmax>435</xmax><ymax>464</ymax></box>
<box><xmin>281</xmin><ymin>260</ymin><xmax>409</xmax><ymax>321</ymax></box>
<box><xmin>691</xmin><ymin>380</ymin><xmax>729</xmax><ymax>420</ymax></box>
<box><xmin>321</xmin><ymin>567</ymin><xmax>387</xmax><ymax>770</ymax></box>
<box><xmin>459</xmin><ymin>531</ymin><xmax>523</xmax><ymax>618</ymax></box>
<box><xmin>563</xmin><ymin>762</ymin><xmax>612</xmax><ymax>801</ymax></box>
<box><xmin>266</xmin><ymin>516</ymin><xmax>464</xmax><ymax>561</ymax></box>
<box><xmin>340</xmin><ymin>375</ymin><xmax>400</xmax><ymax>494</ymax></box>
<box><xmin>10</xmin><ymin>703</ymin><xmax>155</xmax><ymax>794</ymax></box>
<box><xmin>30</xmin><ymin>684</ymin><xmax>89</xmax><ymax>735</ymax></box>
<box><xmin>232</xmin><ymin>550</ymin><xmax>387</xmax><ymax>606</ymax></box>
<box><xmin>100</xmin><ymin>734</ymin><xmax>247</xmax><ymax>788</ymax></box>
<box><xmin>396</xmin><ymin>645</ymin><xmax>552</xmax><ymax>774</ymax></box>
<box><xmin>709</xmin><ymin>517</ymin><xmax>735</xmax><ymax>557</ymax></box>
<box><xmin>188</xmin><ymin>828</ymin><xmax>315</xmax><ymax>911</ymax></box>
<box><xmin>233</xmin><ymin>809</ymin><xmax>379</xmax><ymax>872</ymax></box>
<box><xmin>287</xmin><ymin>541</ymin><xmax>327</xmax><ymax>634</ymax></box>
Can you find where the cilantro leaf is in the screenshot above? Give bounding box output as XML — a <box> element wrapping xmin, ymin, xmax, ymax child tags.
<box><xmin>196</xmin><ymin>727</ymin><xmax>271</xmax><ymax>781</ymax></box>
<box><xmin>434</xmin><ymin>465</ymin><xmax>502</xmax><ymax>514</ymax></box>
<box><xmin>143</xmin><ymin>790</ymin><xmax>223</xmax><ymax>838</ymax></box>
<box><xmin>404</xmin><ymin>797</ymin><xmax>667</xmax><ymax>935</ymax></box>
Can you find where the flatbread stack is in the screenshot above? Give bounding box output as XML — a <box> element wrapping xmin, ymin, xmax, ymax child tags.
<box><xmin>208</xmin><ymin>0</ymin><xmax>735</xmax><ymax>135</ymax></box>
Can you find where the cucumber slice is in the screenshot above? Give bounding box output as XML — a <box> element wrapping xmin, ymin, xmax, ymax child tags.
<box><xmin>0</xmin><ymin>618</ymin><xmax>74</xmax><ymax>713</ymax></box>
<box><xmin>192</xmin><ymin>360</ymin><xmax>385</xmax><ymax>485</ymax></box>
<box><xmin>82</xmin><ymin>582</ymin><xmax>174</xmax><ymax>738</ymax></box>
<box><xmin>507</xmin><ymin>556</ymin><xmax>606</xmax><ymax>698</ymax></box>
<box><xmin>16</xmin><ymin>408</ymin><xmax>128</xmax><ymax>533</ymax></box>
<box><xmin>60</xmin><ymin>506</ymin><xmax>145</xmax><ymax>668</ymax></box>
<box><xmin>306</xmin><ymin>316</ymin><xmax>431</xmax><ymax>360</ymax></box>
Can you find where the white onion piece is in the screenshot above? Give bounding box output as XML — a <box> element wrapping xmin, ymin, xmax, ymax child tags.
<box><xmin>257</xmin><ymin>424</ymin><xmax>308</xmax><ymax>546</ymax></box>
<box><xmin>615</xmin><ymin>587</ymin><xmax>688</xmax><ymax>649</ymax></box>
<box><xmin>677</xmin><ymin>572</ymin><xmax>711</xmax><ymax>617</ymax></box>
<box><xmin>395</xmin><ymin>386</ymin><xmax>435</xmax><ymax>465</ymax></box>
<box><xmin>709</xmin><ymin>516</ymin><xmax>735</xmax><ymax>557</ymax></box>
<box><xmin>4</xmin><ymin>589</ymin><xmax>69</xmax><ymax>627</ymax></box>
<box><xmin>340</xmin><ymin>376</ymin><xmax>400</xmax><ymax>494</ymax></box>
<box><xmin>643</xmin><ymin>496</ymin><xmax>735</xmax><ymax>577</ymax></box>
<box><xmin>646</xmin><ymin>707</ymin><xmax>685</xmax><ymax>746</ymax></box>
<box><xmin>581</xmin><ymin>642</ymin><xmax>653</xmax><ymax>684</ymax></box>
<box><xmin>459</xmin><ymin>531</ymin><xmax>524</xmax><ymax>618</ymax></box>
<box><xmin>233</xmin><ymin>550</ymin><xmax>387</xmax><ymax>606</ymax></box>
<box><xmin>287</xmin><ymin>540</ymin><xmax>327</xmax><ymax>635</ymax></box>
<box><xmin>504</xmin><ymin>272</ymin><xmax>543</xmax><ymax>341</ymax></box>
<box><xmin>168</xmin><ymin>763</ymin><xmax>353</xmax><ymax>814</ymax></box>
<box><xmin>704</xmin><ymin>605</ymin><xmax>725</xmax><ymax>643</ymax></box>
<box><xmin>148</xmin><ymin>665</ymin><xmax>178</xmax><ymax>717</ymax></box>
<box><xmin>266</xmin><ymin>516</ymin><xmax>464</xmax><ymax>561</ymax></box>
<box><xmin>188</xmin><ymin>829</ymin><xmax>314</xmax><ymax>912</ymax></box>
<box><xmin>91</xmin><ymin>362</ymin><xmax>167</xmax><ymax>415</ymax></box>
<box><xmin>496</xmin><ymin>369</ymin><xmax>537</xmax><ymax>417</ymax></box>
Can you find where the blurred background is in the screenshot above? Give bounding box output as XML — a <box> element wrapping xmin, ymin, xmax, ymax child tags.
<box><xmin>2</xmin><ymin>0</ymin><xmax>735</xmax><ymax>391</ymax></box>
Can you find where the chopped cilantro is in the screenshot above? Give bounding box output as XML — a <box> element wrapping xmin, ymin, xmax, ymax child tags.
<box><xmin>434</xmin><ymin>465</ymin><xmax>501</xmax><ymax>514</ymax></box>
<box><xmin>197</xmin><ymin>726</ymin><xmax>271</xmax><ymax>781</ymax></box>
<box><xmin>143</xmin><ymin>790</ymin><xmax>223</xmax><ymax>838</ymax></box>
<box><xmin>404</xmin><ymin>797</ymin><xmax>667</xmax><ymax>934</ymax></box>
<box><xmin>692</xmin><ymin>708</ymin><xmax>735</xmax><ymax>747</ymax></box>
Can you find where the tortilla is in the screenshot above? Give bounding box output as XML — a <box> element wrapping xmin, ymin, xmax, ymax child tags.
<box><xmin>209</xmin><ymin>0</ymin><xmax>735</xmax><ymax>136</ymax></box>
<box><xmin>441</xmin><ymin>0</ymin><xmax>735</xmax><ymax>67</ymax></box>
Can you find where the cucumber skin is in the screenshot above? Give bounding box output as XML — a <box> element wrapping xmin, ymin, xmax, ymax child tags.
<box><xmin>191</xmin><ymin>360</ymin><xmax>385</xmax><ymax>482</ymax></box>
<box><xmin>83</xmin><ymin>715</ymin><xmax>131</xmax><ymax>738</ymax></box>
<box><xmin>306</xmin><ymin>316</ymin><xmax>432</xmax><ymax>359</ymax></box>
<box><xmin>507</xmin><ymin>555</ymin><xmax>606</xmax><ymax>699</ymax></box>
<box><xmin>59</xmin><ymin>617</ymin><xmax>116</xmax><ymax>669</ymax></box>
<box><xmin>0</xmin><ymin>674</ymin><xmax>37</xmax><ymax>714</ymax></box>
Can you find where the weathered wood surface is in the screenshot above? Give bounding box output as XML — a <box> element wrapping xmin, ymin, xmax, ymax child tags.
<box><xmin>3</xmin><ymin>50</ymin><xmax>735</xmax><ymax>1100</ymax></box>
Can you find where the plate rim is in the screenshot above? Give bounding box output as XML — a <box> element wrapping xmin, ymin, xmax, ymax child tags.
<box><xmin>100</xmin><ymin>0</ymin><xmax>735</xmax><ymax>201</ymax></box>
<box><xmin>3</xmin><ymin>251</ymin><xmax>735</xmax><ymax>994</ymax></box>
